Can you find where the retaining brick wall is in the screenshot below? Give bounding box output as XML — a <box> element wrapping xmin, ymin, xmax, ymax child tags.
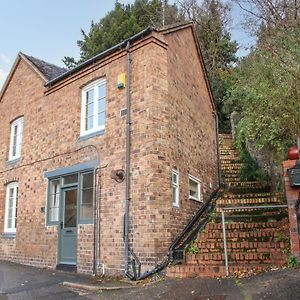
<box><xmin>283</xmin><ymin>160</ymin><xmax>300</xmax><ymax>257</ymax></box>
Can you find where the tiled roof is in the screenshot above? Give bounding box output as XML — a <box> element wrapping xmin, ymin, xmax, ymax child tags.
<box><xmin>22</xmin><ymin>53</ymin><xmax>67</xmax><ymax>81</ymax></box>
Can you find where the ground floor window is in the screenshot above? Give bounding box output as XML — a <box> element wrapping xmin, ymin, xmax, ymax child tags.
<box><xmin>172</xmin><ymin>170</ymin><xmax>179</xmax><ymax>207</ymax></box>
<box><xmin>189</xmin><ymin>175</ymin><xmax>201</xmax><ymax>202</ymax></box>
<box><xmin>46</xmin><ymin>170</ymin><xmax>94</xmax><ymax>226</ymax></box>
<box><xmin>4</xmin><ymin>182</ymin><xmax>19</xmax><ymax>234</ymax></box>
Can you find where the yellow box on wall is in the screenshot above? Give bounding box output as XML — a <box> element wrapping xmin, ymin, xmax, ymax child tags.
<box><xmin>117</xmin><ymin>73</ymin><xmax>126</xmax><ymax>89</ymax></box>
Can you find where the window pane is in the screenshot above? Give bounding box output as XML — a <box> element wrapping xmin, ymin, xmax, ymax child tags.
<box><xmin>50</xmin><ymin>179</ymin><xmax>60</xmax><ymax>194</ymax></box>
<box><xmin>81</xmin><ymin>189</ymin><xmax>93</xmax><ymax>219</ymax></box>
<box><xmin>7</xmin><ymin>216</ymin><xmax>13</xmax><ymax>229</ymax></box>
<box><xmin>87</xmin><ymin>102</ymin><xmax>94</xmax><ymax>117</ymax></box>
<box><xmin>86</xmin><ymin>116</ymin><xmax>93</xmax><ymax>130</ymax></box>
<box><xmin>63</xmin><ymin>174</ymin><xmax>78</xmax><ymax>185</ymax></box>
<box><xmin>172</xmin><ymin>173</ymin><xmax>178</xmax><ymax>184</ymax></box>
<box><xmin>9</xmin><ymin>118</ymin><xmax>23</xmax><ymax>160</ymax></box>
<box><xmin>86</xmin><ymin>89</ymin><xmax>94</xmax><ymax>104</ymax></box>
<box><xmin>98</xmin><ymin>112</ymin><xmax>105</xmax><ymax>127</ymax></box>
<box><xmin>172</xmin><ymin>187</ymin><xmax>177</xmax><ymax>203</ymax></box>
<box><xmin>98</xmin><ymin>84</ymin><xmax>105</xmax><ymax>99</ymax></box>
<box><xmin>98</xmin><ymin>98</ymin><xmax>105</xmax><ymax>113</ymax></box>
<box><xmin>5</xmin><ymin>184</ymin><xmax>18</xmax><ymax>231</ymax></box>
<box><xmin>8</xmin><ymin>188</ymin><xmax>14</xmax><ymax>228</ymax></box>
<box><xmin>15</xmin><ymin>187</ymin><xmax>18</xmax><ymax>227</ymax></box>
<box><xmin>81</xmin><ymin>172</ymin><xmax>94</xmax><ymax>220</ymax></box>
<box><xmin>189</xmin><ymin>179</ymin><xmax>199</xmax><ymax>198</ymax></box>
<box><xmin>64</xmin><ymin>189</ymin><xmax>77</xmax><ymax>227</ymax></box>
<box><xmin>12</xmin><ymin>125</ymin><xmax>18</xmax><ymax>157</ymax></box>
<box><xmin>83</xmin><ymin>172</ymin><xmax>93</xmax><ymax>189</ymax></box>
<box><xmin>49</xmin><ymin>194</ymin><xmax>59</xmax><ymax>222</ymax></box>
<box><xmin>49</xmin><ymin>180</ymin><xmax>60</xmax><ymax>222</ymax></box>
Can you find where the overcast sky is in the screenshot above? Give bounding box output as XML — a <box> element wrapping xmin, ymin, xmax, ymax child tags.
<box><xmin>0</xmin><ymin>0</ymin><xmax>252</xmax><ymax>89</ymax></box>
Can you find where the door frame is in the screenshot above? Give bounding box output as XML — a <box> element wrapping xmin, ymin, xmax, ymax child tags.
<box><xmin>57</xmin><ymin>184</ymin><xmax>79</xmax><ymax>266</ymax></box>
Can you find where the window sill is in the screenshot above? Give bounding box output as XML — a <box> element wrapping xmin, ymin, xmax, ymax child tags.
<box><xmin>78</xmin><ymin>221</ymin><xmax>93</xmax><ymax>225</ymax></box>
<box><xmin>46</xmin><ymin>223</ymin><xmax>59</xmax><ymax>227</ymax></box>
<box><xmin>2</xmin><ymin>233</ymin><xmax>16</xmax><ymax>238</ymax></box>
<box><xmin>7</xmin><ymin>157</ymin><xmax>21</xmax><ymax>166</ymax></box>
<box><xmin>77</xmin><ymin>129</ymin><xmax>105</xmax><ymax>142</ymax></box>
<box><xmin>189</xmin><ymin>196</ymin><xmax>203</xmax><ymax>202</ymax></box>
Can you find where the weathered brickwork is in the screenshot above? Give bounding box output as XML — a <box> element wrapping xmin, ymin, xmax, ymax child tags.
<box><xmin>0</xmin><ymin>24</ymin><xmax>218</xmax><ymax>275</ymax></box>
<box><xmin>283</xmin><ymin>160</ymin><xmax>300</xmax><ymax>257</ymax></box>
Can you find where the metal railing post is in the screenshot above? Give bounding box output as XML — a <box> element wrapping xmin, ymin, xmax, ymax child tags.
<box><xmin>221</xmin><ymin>209</ymin><xmax>229</xmax><ymax>276</ymax></box>
<box><xmin>220</xmin><ymin>204</ymin><xmax>288</xmax><ymax>277</ymax></box>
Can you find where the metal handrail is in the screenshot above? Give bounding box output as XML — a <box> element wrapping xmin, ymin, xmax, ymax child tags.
<box><xmin>169</xmin><ymin>187</ymin><xmax>224</xmax><ymax>259</ymax></box>
<box><xmin>221</xmin><ymin>204</ymin><xmax>288</xmax><ymax>276</ymax></box>
<box><xmin>125</xmin><ymin>186</ymin><xmax>224</xmax><ymax>280</ymax></box>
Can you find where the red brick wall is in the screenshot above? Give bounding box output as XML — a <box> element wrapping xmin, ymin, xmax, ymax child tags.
<box><xmin>0</xmin><ymin>28</ymin><xmax>218</xmax><ymax>275</ymax></box>
<box><xmin>164</xmin><ymin>27</ymin><xmax>218</xmax><ymax>238</ymax></box>
<box><xmin>283</xmin><ymin>160</ymin><xmax>300</xmax><ymax>256</ymax></box>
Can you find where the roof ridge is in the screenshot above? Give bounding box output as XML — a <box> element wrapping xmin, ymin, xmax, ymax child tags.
<box><xmin>20</xmin><ymin>52</ymin><xmax>67</xmax><ymax>71</ymax></box>
<box><xmin>156</xmin><ymin>21</ymin><xmax>194</xmax><ymax>33</ymax></box>
<box><xmin>20</xmin><ymin>52</ymin><xmax>67</xmax><ymax>81</ymax></box>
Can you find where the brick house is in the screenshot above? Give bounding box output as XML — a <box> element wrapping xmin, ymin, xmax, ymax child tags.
<box><xmin>0</xmin><ymin>23</ymin><xmax>218</xmax><ymax>275</ymax></box>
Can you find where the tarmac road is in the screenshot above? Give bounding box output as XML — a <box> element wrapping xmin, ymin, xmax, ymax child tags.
<box><xmin>0</xmin><ymin>261</ymin><xmax>90</xmax><ymax>300</ymax></box>
<box><xmin>1</xmin><ymin>260</ymin><xmax>300</xmax><ymax>299</ymax></box>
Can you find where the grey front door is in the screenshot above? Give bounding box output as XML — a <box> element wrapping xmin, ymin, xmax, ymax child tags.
<box><xmin>58</xmin><ymin>187</ymin><xmax>77</xmax><ymax>265</ymax></box>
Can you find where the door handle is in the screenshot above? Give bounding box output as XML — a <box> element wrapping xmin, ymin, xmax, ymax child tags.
<box><xmin>60</xmin><ymin>222</ymin><xmax>63</xmax><ymax>229</ymax></box>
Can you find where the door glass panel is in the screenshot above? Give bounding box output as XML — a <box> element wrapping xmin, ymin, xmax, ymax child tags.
<box><xmin>64</xmin><ymin>189</ymin><xmax>77</xmax><ymax>227</ymax></box>
<box><xmin>63</xmin><ymin>174</ymin><xmax>78</xmax><ymax>185</ymax></box>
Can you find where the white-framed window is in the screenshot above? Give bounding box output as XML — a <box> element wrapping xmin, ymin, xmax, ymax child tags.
<box><xmin>4</xmin><ymin>182</ymin><xmax>19</xmax><ymax>234</ymax></box>
<box><xmin>80</xmin><ymin>79</ymin><xmax>106</xmax><ymax>137</ymax></box>
<box><xmin>189</xmin><ymin>175</ymin><xmax>201</xmax><ymax>202</ymax></box>
<box><xmin>9</xmin><ymin>117</ymin><xmax>24</xmax><ymax>161</ymax></box>
<box><xmin>172</xmin><ymin>170</ymin><xmax>179</xmax><ymax>207</ymax></box>
<box><xmin>48</xmin><ymin>179</ymin><xmax>60</xmax><ymax>224</ymax></box>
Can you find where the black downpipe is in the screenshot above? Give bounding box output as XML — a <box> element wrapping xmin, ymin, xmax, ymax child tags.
<box><xmin>124</xmin><ymin>41</ymin><xmax>132</xmax><ymax>277</ymax></box>
<box><xmin>93</xmin><ymin>167</ymin><xmax>99</xmax><ymax>275</ymax></box>
<box><xmin>214</xmin><ymin>112</ymin><xmax>221</xmax><ymax>187</ymax></box>
<box><xmin>124</xmin><ymin>45</ymin><xmax>222</xmax><ymax>280</ymax></box>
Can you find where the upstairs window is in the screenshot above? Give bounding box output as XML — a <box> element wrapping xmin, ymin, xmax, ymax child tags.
<box><xmin>4</xmin><ymin>182</ymin><xmax>19</xmax><ymax>234</ymax></box>
<box><xmin>189</xmin><ymin>175</ymin><xmax>201</xmax><ymax>202</ymax></box>
<box><xmin>9</xmin><ymin>117</ymin><xmax>24</xmax><ymax>161</ymax></box>
<box><xmin>81</xmin><ymin>79</ymin><xmax>106</xmax><ymax>137</ymax></box>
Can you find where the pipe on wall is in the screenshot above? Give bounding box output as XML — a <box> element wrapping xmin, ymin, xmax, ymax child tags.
<box><xmin>213</xmin><ymin>112</ymin><xmax>221</xmax><ymax>187</ymax></box>
<box><xmin>124</xmin><ymin>41</ymin><xmax>132</xmax><ymax>275</ymax></box>
<box><xmin>93</xmin><ymin>167</ymin><xmax>99</xmax><ymax>275</ymax></box>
